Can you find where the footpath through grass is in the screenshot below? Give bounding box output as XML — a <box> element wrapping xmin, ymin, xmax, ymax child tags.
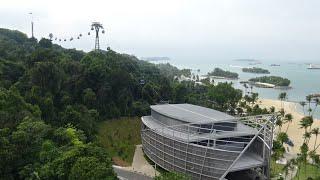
<box><xmin>97</xmin><ymin>117</ymin><xmax>142</xmax><ymax>166</ymax></box>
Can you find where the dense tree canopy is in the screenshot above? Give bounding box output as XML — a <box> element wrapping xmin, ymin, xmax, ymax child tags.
<box><xmin>249</xmin><ymin>76</ymin><xmax>291</xmax><ymax>86</ymax></box>
<box><xmin>242</xmin><ymin>67</ymin><xmax>270</xmax><ymax>74</ymax></box>
<box><xmin>207</xmin><ymin>82</ymin><xmax>242</xmax><ymax>112</ymax></box>
<box><xmin>207</xmin><ymin>68</ymin><xmax>239</xmax><ymax>79</ymax></box>
<box><xmin>0</xmin><ymin>28</ymin><xmax>209</xmax><ymax>179</ymax></box>
<box><xmin>0</xmin><ymin>28</ymin><xmax>255</xmax><ymax>179</ymax></box>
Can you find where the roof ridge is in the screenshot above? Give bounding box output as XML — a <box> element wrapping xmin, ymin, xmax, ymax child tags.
<box><xmin>169</xmin><ymin>104</ymin><xmax>218</xmax><ymax>121</ymax></box>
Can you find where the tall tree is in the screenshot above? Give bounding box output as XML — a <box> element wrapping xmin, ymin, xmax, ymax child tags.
<box><xmin>278</xmin><ymin>92</ymin><xmax>287</xmax><ymax>109</ymax></box>
<box><xmin>312</xmin><ymin>128</ymin><xmax>320</xmax><ymax>151</ymax></box>
<box><xmin>299</xmin><ymin>101</ymin><xmax>306</xmax><ymax>115</ymax></box>
<box><xmin>284</xmin><ymin>113</ymin><xmax>293</xmax><ymax>133</ymax></box>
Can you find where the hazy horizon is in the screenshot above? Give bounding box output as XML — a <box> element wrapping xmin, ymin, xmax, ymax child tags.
<box><xmin>2</xmin><ymin>0</ymin><xmax>320</xmax><ymax>64</ymax></box>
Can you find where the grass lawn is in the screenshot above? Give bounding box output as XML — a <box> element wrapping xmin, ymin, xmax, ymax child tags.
<box><xmin>271</xmin><ymin>160</ymin><xmax>285</xmax><ymax>178</ymax></box>
<box><xmin>97</xmin><ymin>117</ymin><xmax>142</xmax><ymax>166</ymax></box>
<box><xmin>294</xmin><ymin>164</ymin><xmax>320</xmax><ymax>180</ymax></box>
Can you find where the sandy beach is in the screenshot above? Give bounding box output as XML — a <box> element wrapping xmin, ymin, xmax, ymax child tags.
<box><xmin>259</xmin><ymin>98</ymin><xmax>320</xmax><ymax>155</ymax></box>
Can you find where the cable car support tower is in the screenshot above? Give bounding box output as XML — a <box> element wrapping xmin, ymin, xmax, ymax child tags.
<box><xmin>91</xmin><ymin>22</ymin><xmax>105</xmax><ymax>51</ymax></box>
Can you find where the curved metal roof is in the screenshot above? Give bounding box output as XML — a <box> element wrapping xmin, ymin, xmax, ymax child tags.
<box><xmin>151</xmin><ymin>104</ymin><xmax>236</xmax><ymax>124</ymax></box>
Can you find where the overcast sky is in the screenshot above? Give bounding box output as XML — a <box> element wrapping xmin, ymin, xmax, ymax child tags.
<box><xmin>1</xmin><ymin>0</ymin><xmax>320</xmax><ymax>63</ymax></box>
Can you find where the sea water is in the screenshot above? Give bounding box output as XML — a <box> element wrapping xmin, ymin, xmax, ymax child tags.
<box><xmin>166</xmin><ymin>60</ymin><xmax>320</xmax><ymax>119</ymax></box>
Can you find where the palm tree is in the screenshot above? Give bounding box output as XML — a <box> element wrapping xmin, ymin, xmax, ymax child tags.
<box><xmin>270</xmin><ymin>106</ymin><xmax>275</xmax><ymax>113</ymax></box>
<box><xmin>300</xmin><ymin>120</ymin><xmax>309</xmax><ymax>139</ymax></box>
<box><xmin>251</xmin><ymin>93</ymin><xmax>259</xmax><ymax>105</ymax></box>
<box><xmin>312</xmin><ymin>127</ymin><xmax>320</xmax><ymax>151</ymax></box>
<box><xmin>277</xmin><ymin>132</ymin><xmax>289</xmax><ymax>145</ymax></box>
<box><xmin>306</xmin><ymin>95</ymin><xmax>312</xmax><ymax>116</ymax></box>
<box><xmin>300</xmin><ymin>116</ymin><xmax>314</xmax><ymax>143</ymax></box>
<box><xmin>284</xmin><ymin>113</ymin><xmax>293</xmax><ymax>133</ymax></box>
<box><xmin>300</xmin><ymin>101</ymin><xmax>306</xmax><ymax>115</ymax></box>
<box><xmin>308</xmin><ymin>150</ymin><xmax>320</xmax><ymax>164</ymax></box>
<box><xmin>279</xmin><ymin>92</ymin><xmax>287</xmax><ymax>109</ymax></box>
<box><xmin>300</xmin><ymin>143</ymin><xmax>309</xmax><ymax>178</ymax></box>
<box><xmin>312</xmin><ymin>98</ymin><xmax>320</xmax><ymax>116</ymax></box>
<box><xmin>303</xmin><ymin>132</ymin><xmax>311</xmax><ymax>145</ymax></box>
<box><xmin>276</xmin><ymin>118</ymin><xmax>284</xmax><ymax>132</ymax></box>
<box><xmin>279</xmin><ymin>108</ymin><xmax>285</xmax><ymax>118</ymax></box>
<box><xmin>298</xmin><ymin>116</ymin><xmax>314</xmax><ymax>177</ymax></box>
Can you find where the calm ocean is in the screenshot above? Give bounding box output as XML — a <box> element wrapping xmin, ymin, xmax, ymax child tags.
<box><xmin>166</xmin><ymin>60</ymin><xmax>320</xmax><ymax>119</ymax></box>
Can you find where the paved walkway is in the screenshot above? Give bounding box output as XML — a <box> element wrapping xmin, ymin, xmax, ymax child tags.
<box><xmin>113</xmin><ymin>166</ymin><xmax>153</xmax><ymax>180</ymax></box>
<box><xmin>122</xmin><ymin>145</ymin><xmax>160</xmax><ymax>177</ymax></box>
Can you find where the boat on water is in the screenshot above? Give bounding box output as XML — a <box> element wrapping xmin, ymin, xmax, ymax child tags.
<box><xmin>270</xmin><ymin>64</ymin><xmax>280</xmax><ymax>66</ymax></box>
<box><xmin>307</xmin><ymin>64</ymin><xmax>320</xmax><ymax>69</ymax></box>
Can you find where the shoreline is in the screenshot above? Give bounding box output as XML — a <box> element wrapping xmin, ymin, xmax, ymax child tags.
<box><xmin>259</xmin><ymin>98</ymin><xmax>320</xmax><ymax>154</ymax></box>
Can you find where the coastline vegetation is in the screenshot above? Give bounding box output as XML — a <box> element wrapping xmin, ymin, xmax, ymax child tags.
<box><xmin>270</xmin><ymin>92</ymin><xmax>320</xmax><ymax>180</ymax></box>
<box><xmin>249</xmin><ymin>76</ymin><xmax>290</xmax><ymax>86</ymax></box>
<box><xmin>207</xmin><ymin>68</ymin><xmax>239</xmax><ymax>79</ymax></box>
<box><xmin>242</xmin><ymin>67</ymin><xmax>270</xmax><ymax>74</ymax></box>
<box><xmin>156</xmin><ymin>63</ymin><xmax>191</xmax><ymax>78</ymax></box>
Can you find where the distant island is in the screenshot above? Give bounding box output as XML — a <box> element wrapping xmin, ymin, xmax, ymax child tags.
<box><xmin>242</xmin><ymin>67</ymin><xmax>270</xmax><ymax>74</ymax></box>
<box><xmin>234</xmin><ymin>59</ymin><xmax>259</xmax><ymax>62</ymax></box>
<box><xmin>249</xmin><ymin>76</ymin><xmax>290</xmax><ymax>87</ymax></box>
<box><xmin>139</xmin><ymin>56</ymin><xmax>170</xmax><ymax>61</ymax></box>
<box><xmin>208</xmin><ymin>68</ymin><xmax>239</xmax><ymax>79</ymax></box>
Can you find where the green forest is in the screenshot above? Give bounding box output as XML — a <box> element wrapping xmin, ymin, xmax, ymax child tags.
<box><xmin>249</xmin><ymin>76</ymin><xmax>291</xmax><ymax>86</ymax></box>
<box><xmin>242</xmin><ymin>67</ymin><xmax>270</xmax><ymax>74</ymax></box>
<box><xmin>207</xmin><ymin>68</ymin><xmax>239</xmax><ymax>79</ymax></box>
<box><xmin>0</xmin><ymin>28</ymin><xmax>275</xmax><ymax>179</ymax></box>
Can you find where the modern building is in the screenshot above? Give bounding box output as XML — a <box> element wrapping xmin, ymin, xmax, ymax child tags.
<box><xmin>141</xmin><ymin>104</ymin><xmax>274</xmax><ymax>180</ymax></box>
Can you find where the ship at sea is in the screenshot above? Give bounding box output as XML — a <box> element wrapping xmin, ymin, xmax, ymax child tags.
<box><xmin>307</xmin><ymin>64</ymin><xmax>320</xmax><ymax>69</ymax></box>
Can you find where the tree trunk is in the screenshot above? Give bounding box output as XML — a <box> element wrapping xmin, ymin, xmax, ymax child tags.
<box><xmin>314</xmin><ymin>135</ymin><xmax>318</xmax><ymax>151</ymax></box>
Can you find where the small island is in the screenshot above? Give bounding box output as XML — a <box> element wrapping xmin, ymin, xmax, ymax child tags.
<box><xmin>208</xmin><ymin>68</ymin><xmax>239</xmax><ymax>79</ymax></box>
<box><xmin>249</xmin><ymin>76</ymin><xmax>290</xmax><ymax>87</ymax></box>
<box><xmin>242</xmin><ymin>67</ymin><xmax>270</xmax><ymax>74</ymax></box>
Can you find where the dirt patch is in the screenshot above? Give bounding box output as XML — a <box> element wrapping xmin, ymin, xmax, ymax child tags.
<box><xmin>112</xmin><ymin>156</ymin><xmax>130</xmax><ymax>167</ymax></box>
